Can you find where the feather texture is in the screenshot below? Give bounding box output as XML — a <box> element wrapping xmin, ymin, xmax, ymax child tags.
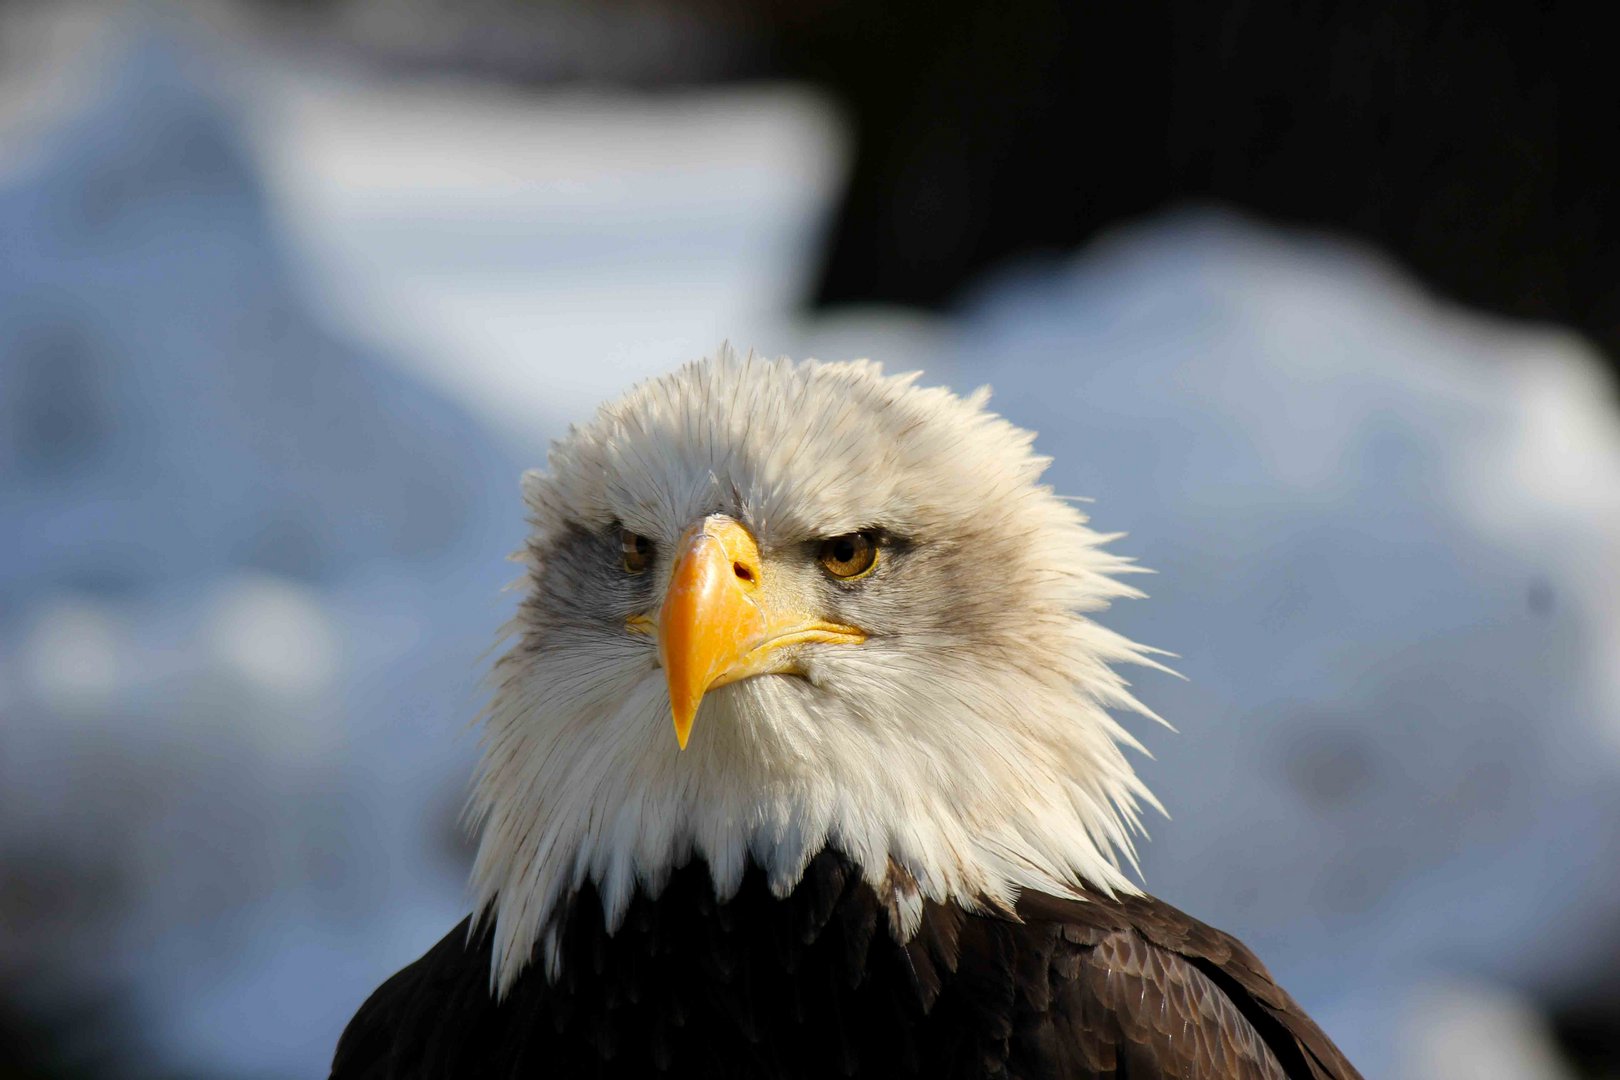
<box><xmin>332</xmin><ymin>851</ymin><xmax>1360</xmax><ymax>1079</ymax></box>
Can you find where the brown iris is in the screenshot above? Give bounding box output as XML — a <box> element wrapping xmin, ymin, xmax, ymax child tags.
<box><xmin>621</xmin><ymin>529</ymin><xmax>654</xmax><ymax>573</ymax></box>
<box><xmin>817</xmin><ymin>532</ymin><xmax>879</xmax><ymax>579</ymax></box>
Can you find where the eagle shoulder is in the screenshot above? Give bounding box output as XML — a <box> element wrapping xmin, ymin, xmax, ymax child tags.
<box><xmin>330</xmin><ymin>917</ymin><xmax>493</xmax><ymax>1080</ymax></box>
<box><xmin>1014</xmin><ymin>888</ymin><xmax>1362</xmax><ymax>1080</ymax></box>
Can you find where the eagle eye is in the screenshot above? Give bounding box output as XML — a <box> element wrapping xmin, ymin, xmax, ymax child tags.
<box><xmin>620</xmin><ymin>529</ymin><xmax>654</xmax><ymax>573</ymax></box>
<box><xmin>817</xmin><ymin>531</ymin><xmax>879</xmax><ymax>580</ymax></box>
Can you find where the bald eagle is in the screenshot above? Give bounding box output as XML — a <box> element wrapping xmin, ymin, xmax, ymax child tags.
<box><xmin>331</xmin><ymin>352</ymin><xmax>1360</xmax><ymax>1079</ymax></box>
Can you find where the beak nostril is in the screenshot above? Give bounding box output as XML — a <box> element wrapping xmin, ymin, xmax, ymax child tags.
<box><xmin>734</xmin><ymin>562</ymin><xmax>755</xmax><ymax>583</ymax></box>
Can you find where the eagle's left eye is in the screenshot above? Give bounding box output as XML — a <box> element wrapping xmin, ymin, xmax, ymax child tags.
<box><xmin>817</xmin><ymin>531</ymin><xmax>879</xmax><ymax>580</ymax></box>
<box><xmin>621</xmin><ymin>530</ymin><xmax>654</xmax><ymax>573</ymax></box>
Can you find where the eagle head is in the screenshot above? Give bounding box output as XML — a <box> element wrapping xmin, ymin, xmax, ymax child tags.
<box><xmin>469</xmin><ymin>349</ymin><xmax>1166</xmax><ymax>992</ymax></box>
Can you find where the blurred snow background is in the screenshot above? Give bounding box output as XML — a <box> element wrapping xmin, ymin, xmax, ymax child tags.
<box><xmin>3</xmin><ymin>5</ymin><xmax>1618</xmax><ymax>1078</ymax></box>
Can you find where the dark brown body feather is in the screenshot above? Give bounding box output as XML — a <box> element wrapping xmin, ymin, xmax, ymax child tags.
<box><xmin>331</xmin><ymin>851</ymin><xmax>1359</xmax><ymax>1079</ymax></box>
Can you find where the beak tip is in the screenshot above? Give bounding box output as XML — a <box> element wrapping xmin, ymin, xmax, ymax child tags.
<box><xmin>672</xmin><ymin>710</ymin><xmax>694</xmax><ymax>751</ymax></box>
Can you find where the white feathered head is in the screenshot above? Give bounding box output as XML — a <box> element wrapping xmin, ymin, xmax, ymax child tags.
<box><xmin>469</xmin><ymin>348</ymin><xmax>1166</xmax><ymax>992</ymax></box>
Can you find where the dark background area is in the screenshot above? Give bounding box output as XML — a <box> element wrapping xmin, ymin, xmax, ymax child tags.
<box><xmin>784</xmin><ymin>0</ymin><xmax>1618</xmax><ymax>378</ymax></box>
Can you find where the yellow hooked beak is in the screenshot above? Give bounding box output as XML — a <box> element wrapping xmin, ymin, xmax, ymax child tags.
<box><xmin>651</xmin><ymin>515</ymin><xmax>865</xmax><ymax>749</ymax></box>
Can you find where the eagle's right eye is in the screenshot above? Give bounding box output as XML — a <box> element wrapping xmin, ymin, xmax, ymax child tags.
<box><xmin>621</xmin><ymin>530</ymin><xmax>654</xmax><ymax>573</ymax></box>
